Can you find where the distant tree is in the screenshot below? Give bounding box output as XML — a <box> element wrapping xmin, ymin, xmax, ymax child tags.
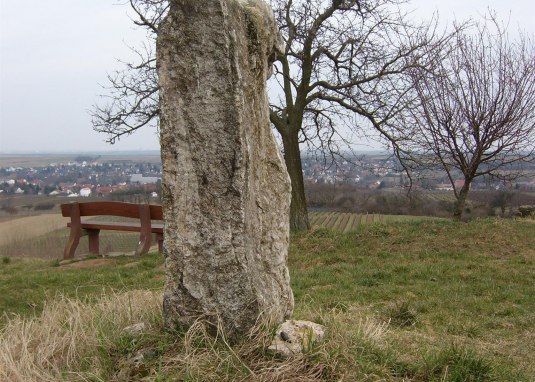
<box><xmin>92</xmin><ymin>0</ymin><xmax>453</xmax><ymax>230</ymax></box>
<box><xmin>400</xmin><ymin>16</ymin><xmax>535</xmax><ymax>220</ymax></box>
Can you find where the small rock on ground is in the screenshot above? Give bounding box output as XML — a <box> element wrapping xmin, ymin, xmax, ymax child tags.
<box><xmin>268</xmin><ymin>320</ymin><xmax>326</xmax><ymax>357</ymax></box>
<box><xmin>123</xmin><ymin>322</ymin><xmax>147</xmax><ymax>335</ymax></box>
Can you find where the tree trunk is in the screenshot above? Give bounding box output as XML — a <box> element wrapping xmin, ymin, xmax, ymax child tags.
<box><xmin>453</xmin><ymin>181</ymin><xmax>471</xmax><ymax>221</ymax></box>
<box><xmin>281</xmin><ymin>130</ymin><xmax>310</xmax><ymax>231</ymax></box>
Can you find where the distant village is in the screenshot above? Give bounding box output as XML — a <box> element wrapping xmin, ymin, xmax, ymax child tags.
<box><xmin>301</xmin><ymin>155</ymin><xmax>535</xmax><ymax>192</ymax></box>
<box><xmin>0</xmin><ymin>156</ymin><xmax>162</xmax><ymax>198</ymax></box>
<box><xmin>1</xmin><ymin>154</ymin><xmax>534</xmax><ymax>198</ymax></box>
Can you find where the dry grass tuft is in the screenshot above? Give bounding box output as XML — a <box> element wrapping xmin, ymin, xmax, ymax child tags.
<box><xmin>0</xmin><ymin>290</ymin><xmax>162</xmax><ymax>382</ymax></box>
<box><xmin>1</xmin><ymin>288</ymin><xmax>391</xmax><ymax>381</ymax></box>
<box><xmin>164</xmin><ymin>319</ymin><xmax>328</xmax><ymax>381</ymax></box>
<box><xmin>157</xmin><ymin>306</ymin><xmax>389</xmax><ymax>382</ymax></box>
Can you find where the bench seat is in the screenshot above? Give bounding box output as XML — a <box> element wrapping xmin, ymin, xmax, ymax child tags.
<box><xmin>70</xmin><ymin>221</ymin><xmax>164</xmax><ymax>233</ymax></box>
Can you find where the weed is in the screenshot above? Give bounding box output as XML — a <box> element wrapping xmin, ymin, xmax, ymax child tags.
<box><xmin>384</xmin><ymin>301</ymin><xmax>417</xmax><ymax>327</ymax></box>
<box><xmin>421</xmin><ymin>344</ymin><xmax>494</xmax><ymax>381</ymax></box>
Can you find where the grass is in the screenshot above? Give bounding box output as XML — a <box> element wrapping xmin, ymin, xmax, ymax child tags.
<box><xmin>0</xmin><ymin>217</ymin><xmax>534</xmax><ymax>380</ymax></box>
<box><xmin>0</xmin><ymin>214</ymin><xmax>67</xmax><ymax>247</ymax></box>
<box><xmin>0</xmin><ymin>226</ymin><xmax>147</xmax><ymax>259</ymax></box>
<box><xmin>0</xmin><ymin>290</ymin><xmax>163</xmax><ymax>382</ymax></box>
<box><xmin>289</xmin><ymin>218</ymin><xmax>535</xmax><ymax>380</ymax></box>
<box><xmin>0</xmin><ymin>254</ymin><xmax>164</xmax><ymax>320</ymax></box>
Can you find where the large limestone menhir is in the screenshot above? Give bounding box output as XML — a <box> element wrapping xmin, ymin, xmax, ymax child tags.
<box><xmin>157</xmin><ymin>0</ymin><xmax>294</xmax><ymax>335</ymax></box>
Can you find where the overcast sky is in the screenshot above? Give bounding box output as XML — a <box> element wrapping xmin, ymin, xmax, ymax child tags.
<box><xmin>0</xmin><ymin>0</ymin><xmax>534</xmax><ymax>153</ymax></box>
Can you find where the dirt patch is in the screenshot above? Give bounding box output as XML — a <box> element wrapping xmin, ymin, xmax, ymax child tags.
<box><xmin>61</xmin><ymin>258</ymin><xmax>114</xmax><ymax>269</ymax></box>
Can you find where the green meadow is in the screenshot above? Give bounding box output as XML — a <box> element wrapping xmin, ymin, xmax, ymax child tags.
<box><xmin>1</xmin><ymin>217</ymin><xmax>534</xmax><ymax>381</ymax></box>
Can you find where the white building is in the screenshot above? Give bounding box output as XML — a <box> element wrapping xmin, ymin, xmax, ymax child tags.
<box><xmin>80</xmin><ymin>188</ymin><xmax>92</xmax><ymax>197</ymax></box>
<box><xmin>130</xmin><ymin>174</ymin><xmax>160</xmax><ymax>184</ymax></box>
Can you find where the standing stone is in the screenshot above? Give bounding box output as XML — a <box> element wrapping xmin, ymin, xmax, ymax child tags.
<box><xmin>157</xmin><ymin>0</ymin><xmax>293</xmax><ymax>336</ymax></box>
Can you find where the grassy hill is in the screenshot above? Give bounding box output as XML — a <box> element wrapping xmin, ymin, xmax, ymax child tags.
<box><xmin>1</xmin><ymin>217</ymin><xmax>534</xmax><ymax>381</ymax></box>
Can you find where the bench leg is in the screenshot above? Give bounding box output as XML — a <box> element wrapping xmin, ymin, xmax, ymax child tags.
<box><xmin>63</xmin><ymin>230</ymin><xmax>80</xmax><ymax>260</ymax></box>
<box><xmin>87</xmin><ymin>229</ymin><xmax>100</xmax><ymax>256</ymax></box>
<box><xmin>135</xmin><ymin>238</ymin><xmax>152</xmax><ymax>256</ymax></box>
<box><xmin>135</xmin><ymin>231</ymin><xmax>153</xmax><ymax>256</ymax></box>
<box><xmin>135</xmin><ymin>204</ymin><xmax>153</xmax><ymax>256</ymax></box>
<box><xmin>157</xmin><ymin>233</ymin><xmax>164</xmax><ymax>254</ymax></box>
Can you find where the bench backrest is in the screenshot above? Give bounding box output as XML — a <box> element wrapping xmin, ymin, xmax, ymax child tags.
<box><xmin>61</xmin><ymin>202</ymin><xmax>163</xmax><ymax>220</ymax></box>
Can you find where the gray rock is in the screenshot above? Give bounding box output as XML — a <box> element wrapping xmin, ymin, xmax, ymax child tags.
<box><xmin>116</xmin><ymin>350</ymin><xmax>151</xmax><ymax>381</ymax></box>
<box><xmin>123</xmin><ymin>322</ymin><xmax>147</xmax><ymax>335</ymax></box>
<box><xmin>268</xmin><ymin>320</ymin><xmax>327</xmax><ymax>357</ymax></box>
<box><xmin>157</xmin><ymin>0</ymin><xmax>293</xmax><ymax>336</ymax></box>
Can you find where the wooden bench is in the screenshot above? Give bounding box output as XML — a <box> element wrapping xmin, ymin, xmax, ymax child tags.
<box><xmin>61</xmin><ymin>201</ymin><xmax>163</xmax><ymax>259</ymax></box>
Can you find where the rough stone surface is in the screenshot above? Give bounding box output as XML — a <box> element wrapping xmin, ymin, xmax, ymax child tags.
<box><xmin>157</xmin><ymin>0</ymin><xmax>293</xmax><ymax>336</ymax></box>
<box><xmin>116</xmin><ymin>349</ymin><xmax>154</xmax><ymax>381</ymax></box>
<box><xmin>123</xmin><ymin>322</ymin><xmax>147</xmax><ymax>335</ymax></box>
<box><xmin>268</xmin><ymin>320</ymin><xmax>327</xmax><ymax>357</ymax></box>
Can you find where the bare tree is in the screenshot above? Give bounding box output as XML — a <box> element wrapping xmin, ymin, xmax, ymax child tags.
<box><xmin>402</xmin><ymin>16</ymin><xmax>535</xmax><ymax>220</ymax></box>
<box><xmin>267</xmin><ymin>0</ymin><xmax>452</xmax><ymax>230</ymax></box>
<box><xmin>91</xmin><ymin>0</ymin><xmax>166</xmax><ymax>143</ymax></box>
<box><xmin>92</xmin><ymin>0</ymin><xmax>450</xmax><ymax>230</ymax></box>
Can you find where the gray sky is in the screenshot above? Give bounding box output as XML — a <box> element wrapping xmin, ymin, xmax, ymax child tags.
<box><xmin>0</xmin><ymin>0</ymin><xmax>151</xmax><ymax>153</ymax></box>
<box><xmin>0</xmin><ymin>0</ymin><xmax>534</xmax><ymax>153</ymax></box>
